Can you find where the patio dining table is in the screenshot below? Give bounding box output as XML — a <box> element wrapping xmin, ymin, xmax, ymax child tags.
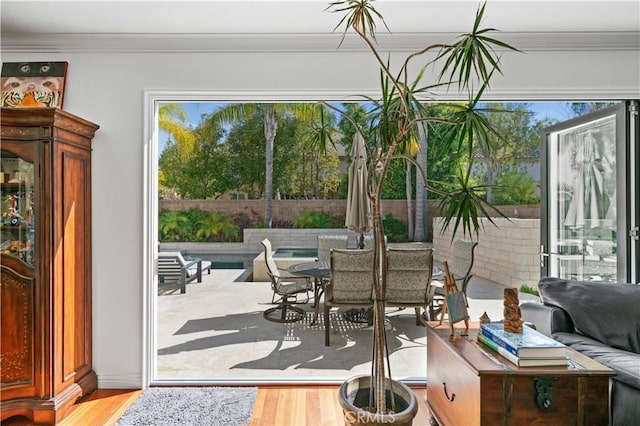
<box><xmin>288</xmin><ymin>261</ymin><xmax>329</xmax><ymax>324</ymax></box>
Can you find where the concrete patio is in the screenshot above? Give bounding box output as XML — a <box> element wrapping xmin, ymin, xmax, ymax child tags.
<box><xmin>155</xmin><ymin>265</ymin><xmax>539</xmax><ymax>384</ymax></box>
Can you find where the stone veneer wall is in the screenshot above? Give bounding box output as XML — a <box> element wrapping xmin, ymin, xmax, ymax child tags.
<box><xmin>432</xmin><ymin>217</ymin><xmax>541</xmax><ymax>289</ymax></box>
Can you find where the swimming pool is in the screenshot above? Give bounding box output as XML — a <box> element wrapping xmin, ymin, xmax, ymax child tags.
<box><xmin>184</xmin><ymin>252</ymin><xmax>259</xmax><ymax>269</ymax></box>
<box><xmin>273</xmin><ymin>247</ymin><xmax>318</xmax><ymax>258</ymax></box>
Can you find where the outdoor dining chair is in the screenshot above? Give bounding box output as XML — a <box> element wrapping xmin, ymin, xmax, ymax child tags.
<box><xmin>385</xmin><ymin>247</ymin><xmax>434</xmax><ymax>325</ymax></box>
<box><xmin>261</xmin><ymin>239</ymin><xmax>312</xmax><ymax>323</ymax></box>
<box><xmin>317</xmin><ymin>235</ymin><xmax>349</xmax><ymax>263</ymax></box>
<box><xmin>323</xmin><ymin>248</ymin><xmax>374</xmax><ymax>346</ymax></box>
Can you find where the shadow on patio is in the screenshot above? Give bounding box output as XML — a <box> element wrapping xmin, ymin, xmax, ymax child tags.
<box><xmin>155</xmin><ymin>268</ymin><xmax>538</xmax><ymax>383</ymax></box>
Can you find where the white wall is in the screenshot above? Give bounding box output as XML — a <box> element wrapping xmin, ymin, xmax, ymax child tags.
<box><xmin>2</xmin><ymin>39</ymin><xmax>639</xmax><ymax>388</ymax></box>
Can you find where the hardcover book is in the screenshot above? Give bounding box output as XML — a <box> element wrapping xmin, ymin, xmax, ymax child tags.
<box><xmin>477</xmin><ymin>333</ymin><xmax>569</xmax><ymax>367</ymax></box>
<box><xmin>480</xmin><ymin>322</ymin><xmax>567</xmax><ymax>358</ymax></box>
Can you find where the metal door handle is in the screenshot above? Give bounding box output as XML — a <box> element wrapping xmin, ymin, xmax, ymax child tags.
<box><xmin>539</xmin><ymin>245</ymin><xmax>549</xmax><ymax>267</ymax></box>
<box><xmin>443</xmin><ymin>382</ymin><xmax>455</xmax><ymax>402</ymax></box>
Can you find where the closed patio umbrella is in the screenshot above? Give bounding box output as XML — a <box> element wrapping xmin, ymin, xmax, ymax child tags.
<box><xmin>345</xmin><ymin>131</ymin><xmax>371</xmax><ymax>249</ymax></box>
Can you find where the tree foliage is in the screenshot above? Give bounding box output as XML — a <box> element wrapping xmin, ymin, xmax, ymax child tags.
<box><xmin>159</xmin><ymin>119</ymin><xmax>231</xmax><ymax>199</ymax></box>
<box><xmin>471</xmin><ymin>103</ymin><xmax>539</xmax><ymax>203</ymax></box>
<box><xmin>158</xmin><ymin>103</ymin><xmax>196</xmax><ymax>159</ymax></box>
<box><xmin>492</xmin><ymin>168</ymin><xmax>540</xmax><ymax>205</ymax></box>
<box><xmin>568</xmin><ymin>102</ymin><xmax>615</xmax><ymax>117</ymax></box>
<box><xmin>206</xmin><ymin>103</ymin><xmax>320</xmax><ymax>227</ymax></box>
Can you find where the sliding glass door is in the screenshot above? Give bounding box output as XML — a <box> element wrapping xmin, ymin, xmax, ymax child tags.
<box><xmin>541</xmin><ymin>102</ymin><xmax>640</xmax><ymax>283</ymax></box>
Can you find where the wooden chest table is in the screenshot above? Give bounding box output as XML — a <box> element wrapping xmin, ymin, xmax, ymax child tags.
<box><xmin>426</xmin><ymin>323</ymin><xmax>614</xmax><ymax>426</ymax></box>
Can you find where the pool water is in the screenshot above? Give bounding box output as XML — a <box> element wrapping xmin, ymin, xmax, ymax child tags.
<box><xmin>185</xmin><ymin>252</ymin><xmax>259</xmax><ymax>269</ymax></box>
<box><xmin>273</xmin><ymin>247</ymin><xmax>318</xmax><ymax>258</ymax></box>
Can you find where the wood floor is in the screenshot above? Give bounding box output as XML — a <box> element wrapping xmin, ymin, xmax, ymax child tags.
<box><xmin>3</xmin><ymin>386</ymin><xmax>431</xmax><ymax>425</ymax></box>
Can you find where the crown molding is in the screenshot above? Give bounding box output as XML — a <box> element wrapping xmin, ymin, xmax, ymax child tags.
<box><xmin>2</xmin><ymin>31</ymin><xmax>638</xmax><ymax>53</ymax></box>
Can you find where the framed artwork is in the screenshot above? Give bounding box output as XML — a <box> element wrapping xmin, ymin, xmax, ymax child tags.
<box><xmin>439</xmin><ymin>261</ymin><xmax>470</xmax><ymax>336</ymax></box>
<box><xmin>446</xmin><ymin>291</ymin><xmax>469</xmax><ymax>324</ymax></box>
<box><xmin>1</xmin><ymin>62</ymin><xmax>68</xmax><ymax>108</ymax></box>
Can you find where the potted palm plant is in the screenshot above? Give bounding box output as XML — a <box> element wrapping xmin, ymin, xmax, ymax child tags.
<box><xmin>324</xmin><ymin>1</ymin><xmax>518</xmax><ymax>424</ymax></box>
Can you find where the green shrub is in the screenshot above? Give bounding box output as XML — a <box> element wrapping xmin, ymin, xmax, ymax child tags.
<box><xmin>158</xmin><ymin>210</ymin><xmax>190</xmax><ymax>242</ymax></box>
<box><xmin>158</xmin><ymin>208</ymin><xmax>241</xmax><ymax>242</ymax></box>
<box><xmin>382</xmin><ymin>214</ymin><xmax>409</xmax><ymax>243</ymax></box>
<box><xmin>519</xmin><ymin>284</ymin><xmax>540</xmax><ymax>297</ymax></box>
<box><xmin>293</xmin><ymin>210</ymin><xmax>337</xmax><ymax>228</ymax></box>
<box><xmin>194</xmin><ymin>212</ymin><xmax>240</xmax><ymax>242</ymax></box>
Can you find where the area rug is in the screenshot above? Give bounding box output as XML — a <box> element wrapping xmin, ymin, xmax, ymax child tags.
<box><xmin>115</xmin><ymin>387</ymin><xmax>257</xmax><ymax>426</ymax></box>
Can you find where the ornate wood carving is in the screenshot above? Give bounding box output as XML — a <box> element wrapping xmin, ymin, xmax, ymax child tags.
<box><xmin>0</xmin><ymin>269</ymin><xmax>34</xmax><ymax>385</ymax></box>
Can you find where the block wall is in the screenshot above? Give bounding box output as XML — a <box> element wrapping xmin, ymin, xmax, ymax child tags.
<box><xmin>433</xmin><ymin>217</ymin><xmax>541</xmax><ymax>289</ymax></box>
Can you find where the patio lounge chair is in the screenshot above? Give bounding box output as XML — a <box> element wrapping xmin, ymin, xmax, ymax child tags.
<box><xmin>261</xmin><ymin>239</ymin><xmax>312</xmax><ymax>323</ymax></box>
<box><xmin>158</xmin><ymin>251</ymin><xmax>211</xmax><ymax>294</ymax></box>
<box><xmin>324</xmin><ymin>249</ymin><xmax>374</xmax><ymax>346</ymax></box>
<box><xmin>385</xmin><ymin>247</ymin><xmax>434</xmax><ymax>325</ymax></box>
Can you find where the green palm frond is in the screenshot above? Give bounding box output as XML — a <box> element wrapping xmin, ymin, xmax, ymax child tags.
<box><xmin>158</xmin><ymin>103</ymin><xmax>197</xmax><ymax>160</ymax></box>
<box><xmin>440</xmin><ymin>79</ymin><xmax>504</xmax><ymax>166</ymax></box>
<box><xmin>305</xmin><ymin>104</ymin><xmax>337</xmax><ymax>154</ymax></box>
<box><xmin>195</xmin><ymin>212</ymin><xmax>239</xmax><ymax>242</ymax></box>
<box><xmin>437</xmin><ymin>170</ymin><xmax>508</xmax><ymax>240</ymax></box>
<box><xmin>327</xmin><ymin>0</ymin><xmax>389</xmax><ymax>47</ymax></box>
<box><xmin>436</xmin><ymin>2</ymin><xmax>521</xmax><ymax>89</ymax></box>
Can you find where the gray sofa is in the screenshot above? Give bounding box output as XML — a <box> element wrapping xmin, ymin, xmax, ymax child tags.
<box><xmin>521</xmin><ymin>277</ymin><xmax>640</xmax><ymax>426</ymax></box>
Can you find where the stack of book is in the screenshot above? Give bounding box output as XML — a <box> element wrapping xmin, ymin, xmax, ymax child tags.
<box><xmin>478</xmin><ymin>322</ymin><xmax>568</xmax><ymax>367</ymax></box>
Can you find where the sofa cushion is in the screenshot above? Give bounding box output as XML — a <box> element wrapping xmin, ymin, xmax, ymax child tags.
<box><xmin>553</xmin><ymin>331</ymin><xmax>640</xmax><ymax>389</ymax></box>
<box><xmin>538</xmin><ymin>277</ymin><xmax>640</xmax><ymax>353</ymax></box>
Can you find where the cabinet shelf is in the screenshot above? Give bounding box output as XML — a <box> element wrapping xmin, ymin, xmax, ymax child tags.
<box><xmin>0</xmin><ymin>182</ymin><xmax>28</xmax><ymax>190</ymax></box>
<box><xmin>0</xmin><ymin>225</ymin><xmax>32</xmax><ymax>231</ymax></box>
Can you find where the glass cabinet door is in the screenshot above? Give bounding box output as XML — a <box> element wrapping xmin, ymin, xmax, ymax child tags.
<box><xmin>1</xmin><ymin>150</ymin><xmax>35</xmax><ymax>265</ymax></box>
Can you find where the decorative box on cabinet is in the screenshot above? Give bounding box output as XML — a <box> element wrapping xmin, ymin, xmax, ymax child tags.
<box><xmin>1</xmin><ymin>108</ymin><xmax>99</xmax><ymax>424</ymax></box>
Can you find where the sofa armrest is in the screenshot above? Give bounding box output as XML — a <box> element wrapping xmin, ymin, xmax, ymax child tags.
<box><xmin>521</xmin><ymin>302</ymin><xmax>574</xmax><ymax>337</ymax></box>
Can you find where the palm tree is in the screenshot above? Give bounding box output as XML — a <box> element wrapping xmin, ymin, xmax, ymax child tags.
<box><xmin>413</xmin><ymin>123</ymin><xmax>429</xmax><ymax>241</ymax></box>
<box><xmin>158</xmin><ymin>103</ymin><xmax>196</xmax><ymax>159</ymax></box>
<box><xmin>326</xmin><ymin>0</ymin><xmax>519</xmax><ymax>418</ymax></box>
<box><xmin>195</xmin><ymin>212</ymin><xmax>239</xmax><ymax>242</ymax></box>
<box><xmin>208</xmin><ymin>103</ymin><xmax>317</xmax><ymax>227</ymax></box>
<box><xmin>158</xmin><ymin>210</ymin><xmax>190</xmax><ymax>242</ymax></box>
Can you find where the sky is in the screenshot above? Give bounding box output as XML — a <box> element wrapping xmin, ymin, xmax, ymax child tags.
<box><xmin>180</xmin><ymin>101</ymin><xmax>576</xmax><ymax>127</ymax></box>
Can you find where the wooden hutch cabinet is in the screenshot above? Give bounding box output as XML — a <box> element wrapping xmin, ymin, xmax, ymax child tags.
<box><xmin>1</xmin><ymin>108</ymin><xmax>99</xmax><ymax>424</ymax></box>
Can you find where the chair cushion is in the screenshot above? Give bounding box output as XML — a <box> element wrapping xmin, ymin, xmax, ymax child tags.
<box><xmin>279</xmin><ymin>280</ymin><xmax>310</xmax><ymax>296</ymax></box>
<box><xmin>538</xmin><ymin>277</ymin><xmax>640</xmax><ymax>353</ymax></box>
<box><xmin>187</xmin><ymin>260</ymin><xmax>211</xmax><ymax>275</ymax></box>
<box><xmin>159</xmin><ymin>251</ymin><xmax>187</xmax><ymax>264</ymax></box>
